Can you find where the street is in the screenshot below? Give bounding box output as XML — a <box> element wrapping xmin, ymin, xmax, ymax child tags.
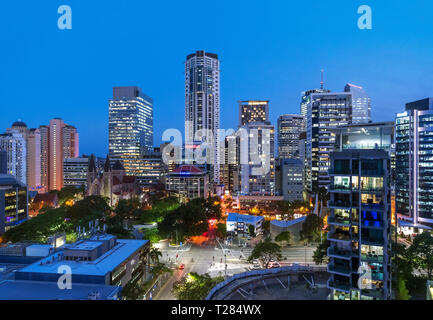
<box><xmin>153</xmin><ymin>235</ymin><xmax>318</xmax><ymax>300</ymax></box>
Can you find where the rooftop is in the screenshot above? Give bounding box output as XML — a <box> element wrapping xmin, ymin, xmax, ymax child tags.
<box><xmin>227</xmin><ymin>212</ymin><xmax>264</xmax><ymax>224</ymax></box>
<box><xmin>271</xmin><ymin>216</ymin><xmax>307</xmax><ymax>228</ymax></box>
<box><xmin>0</xmin><ymin>280</ymin><xmax>120</xmax><ymax>300</ymax></box>
<box><xmin>17</xmin><ymin>239</ymin><xmax>148</xmax><ymax>277</ymax></box>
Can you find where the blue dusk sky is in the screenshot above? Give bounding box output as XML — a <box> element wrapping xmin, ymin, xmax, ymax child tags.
<box><xmin>0</xmin><ymin>0</ymin><xmax>432</xmax><ymax>157</ymax></box>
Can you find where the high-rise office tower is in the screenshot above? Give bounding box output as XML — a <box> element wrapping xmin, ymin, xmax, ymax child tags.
<box><xmin>305</xmin><ymin>90</ymin><xmax>352</xmax><ymax>195</ymax></box>
<box><xmin>277</xmin><ymin>114</ymin><xmax>305</xmax><ymax>159</ymax></box>
<box><xmin>301</xmin><ymin>88</ymin><xmax>331</xmax><ymax>118</ymax></box>
<box><xmin>109</xmin><ymin>86</ymin><xmax>154</xmax><ymax>181</ymax></box>
<box><xmin>395</xmin><ymin>98</ymin><xmax>433</xmax><ymax>230</ymax></box>
<box><xmin>27</xmin><ymin>128</ymin><xmax>41</xmax><ymax>191</ymax></box>
<box><xmin>0</xmin><ymin>131</ymin><xmax>26</xmax><ymax>184</ymax></box>
<box><xmin>109</xmin><ymin>86</ymin><xmax>154</xmax><ymax>157</ymax></box>
<box><xmin>221</xmin><ymin>134</ymin><xmax>241</xmax><ymax>195</ymax></box>
<box><xmin>327</xmin><ymin>149</ymin><xmax>391</xmax><ymax>300</ymax></box>
<box><xmin>238</xmin><ymin>101</ymin><xmax>269</xmax><ymax>127</ymax></box>
<box><xmin>63</xmin><ymin>157</ymin><xmax>89</xmax><ymax>189</ymax></box>
<box><xmin>39</xmin><ymin>118</ymin><xmax>79</xmax><ymax>191</ymax></box>
<box><xmin>344</xmin><ymin>83</ymin><xmax>371</xmax><ymax>124</ymax></box>
<box><xmin>239</xmin><ymin>122</ymin><xmax>275</xmax><ymax>196</ymax></box>
<box><xmin>39</xmin><ymin>125</ymin><xmax>49</xmax><ymax>192</ymax></box>
<box><xmin>7</xmin><ymin>121</ymin><xmax>41</xmax><ymax>190</ymax></box>
<box><xmin>185</xmin><ymin>51</ymin><xmax>220</xmax><ymax>184</ymax></box>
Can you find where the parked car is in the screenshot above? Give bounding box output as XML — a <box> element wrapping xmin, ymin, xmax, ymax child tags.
<box><xmin>178</xmin><ymin>264</ymin><xmax>185</xmax><ymax>270</ymax></box>
<box><xmin>268</xmin><ymin>262</ymin><xmax>281</xmax><ymax>269</ymax></box>
<box><xmin>250</xmin><ymin>263</ymin><xmax>262</xmax><ymax>270</ymax></box>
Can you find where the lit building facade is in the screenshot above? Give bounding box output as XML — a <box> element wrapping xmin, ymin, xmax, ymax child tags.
<box><xmin>327</xmin><ymin>149</ymin><xmax>391</xmax><ymax>300</ymax></box>
<box><xmin>109</xmin><ymin>87</ymin><xmax>154</xmax><ymax>182</ymax></box>
<box><xmin>344</xmin><ymin>83</ymin><xmax>371</xmax><ymax>124</ymax></box>
<box><xmin>40</xmin><ymin>118</ymin><xmax>79</xmax><ymax>191</ymax></box>
<box><xmin>277</xmin><ymin>114</ymin><xmax>305</xmax><ymax>159</ymax></box>
<box><xmin>165</xmin><ymin>165</ymin><xmax>209</xmax><ymax>202</ymax></box>
<box><xmin>27</xmin><ymin>128</ymin><xmax>41</xmax><ymax>192</ymax></box>
<box><xmin>221</xmin><ymin>135</ymin><xmax>241</xmax><ymax>195</ymax></box>
<box><xmin>63</xmin><ymin>157</ymin><xmax>89</xmax><ymax>189</ymax></box>
<box><xmin>238</xmin><ymin>101</ymin><xmax>269</xmax><ymax>127</ymax></box>
<box><xmin>185</xmin><ymin>51</ymin><xmax>220</xmax><ymax>184</ymax></box>
<box><xmin>239</xmin><ymin>122</ymin><xmax>275</xmax><ymax>196</ymax></box>
<box><xmin>0</xmin><ymin>131</ymin><xmax>26</xmax><ymax>184</ymax></box>
<box><xmin>305</xmin><ymin>91</ymin><xmax>352</xmax><ymax>195</ymax></box>
<box><xmin>395</xmin><ymin>98</ymin><xmax>433</xmax><ymax>229</ymax></box>
<box><xmin>280</xmin><ymin>158</ymin><xmax>304</xmax><ymax>202</ymax></box>
<box><xmin>0</xmin><ymin>174</ymin><xmax>28</xmax><ymax>234</ymax></box>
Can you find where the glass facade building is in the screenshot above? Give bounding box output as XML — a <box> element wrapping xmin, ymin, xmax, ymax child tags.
<box><xmin>185</xmin><ymin>51</ymin><xmax>220</xmax><ymax>184</ymax></box>
<box><xmin>277</xmin><ymin>114</ymin><xmax>305</xmax><ymax>159</ymax></box>
<box><xmin>344</xmin><ymin>83</ymin><xmax>371</xmax><ymax>124</ymax></box>
<box><xmin>0</xmin><ymin>174</ymin><xmax>28</xmax><ymax>234</ymax></box>
<box><xmin>327</xmin><ymin>150</ymin><xmax>391</xmax><ymax>300</ymax></box>
<box><xmin>109</xmin><ymin>87</ymin><xmax>154</xmax><ymax>180</ymax></box>
<box><xmin>305</xmin><ymin>91</ymin><xmax>352</xmax><ymax>194</ymax></box>
<box><xmin>63</xmin><ymin>157</ymin><xmax>89</xmax><ymax>189</ymax></box>
<box><xmin>395</xmin><ymin>98</ymin><xmax>433</xmax><ymax>229</ymax></box>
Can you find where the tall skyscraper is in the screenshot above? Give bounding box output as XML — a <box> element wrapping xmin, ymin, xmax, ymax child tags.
<box><xmin>108</xmin><ymin>86</ymin><xmax>154</xmax><ymax>184</ymax></box>
<box><xmin>277</xmin><ymin>114</ymin><xmax>305</xmax><ymax>159</ymax></box>
<box><xmin>395</xmin><ymin>98</ymin><xmax>433</xmax><ymax>230</ymax></box>
<box><xmin>327</xmin><ymin>149</ymin><xmax>391</xmax><ymax>300</ymax></box>
<box><xmin>305</xmin><ymin>90</ymin><xmax>352</xmax><ymax>195</ymax></box>
<box><xmin>0</xmin><ymin>131</ymin><xmax>26</xmax><ymax>184</ymax></box>
<box><xmin>109</xmin><ymin>86</ymin><xmax>154</xmax><ymax>158</ymax></box>
<box><xmin>40</xmin><ymin>118</ymin><xmax>79</xmax><ymax>191</ymax></box>
<box><xmin>238</xmin><ymin>101</ymin><xmax>269</xmax><ymax>127</ymax></box>
<box><xmin>185</xmin><ymin>51</ymin><xmax>220</xmax><ymax>183</ymax></box>
<box><xmin>7</xmin><ymin>121</ymin><xmax>41</xmax><ymax>190</ymax></box>
<box><xmin>27</xmin><ymin>128</ymin><xmax>41</xmax><ymax>191</ymax></box>
<box><xmin>344</xmin><ymin>83</ymin><xmax>371</xmax><ymax>124</ymax></box>
<box><xmin>300</xmin><ymin>89</ymin><xmax>330</xmax><ymax>118</ymax></box>
<box><xmin>239</xmin><ymin>122</ymin><xmax>275</xmax><ymax>196</ymax></box>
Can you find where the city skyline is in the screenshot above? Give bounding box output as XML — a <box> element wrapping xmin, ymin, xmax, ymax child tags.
<box><xmin>1</xmin><ymin>1</ymin><xmax>433</xmax><ymax>156</ymax></box>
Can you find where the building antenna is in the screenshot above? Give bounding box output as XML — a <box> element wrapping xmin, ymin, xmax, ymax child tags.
<box><xmin>320</xmin><ymin>69</ymin><xmax>324</xmax><ymax>90</ymax></box>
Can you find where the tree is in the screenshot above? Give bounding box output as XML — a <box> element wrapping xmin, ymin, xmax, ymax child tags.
<box><xmin>158</xmin><ymin>197</ymin><xmax>221</xmax><ymax>242</ymax></box>
<box><xmin>275</xmin><ymin>231</ymin><xmax>291</xmax><ymax>246</ymax></box>
<box><xmin>312</xmin><ymin>239</ymin><xmax>330</xmax><ymax>265</ymax></box>
<box><xmin>248</xmin><ymin>225</ymin><xmax>255</xmax><ymax>237</ymax></box>
<box><xmin>396</xmin><ymin>277</ymin><xmax>411</xmax><ymax>300</ymax></box>
<box><xmin>408</xmin><ymin>232</ymin><xmax>433</xmax><ymax>278</ymax></box>
<box><xmin>122</xmin><ymin>281</ymin><xmax>145</xmax><ymax>300</ymax></box>
<box><xmin>216</xmin><ymin>223</ymin><xmax>227</xmax><ymax>239</ymax></box>
<box><xmin>300</xmin><ymin>214</ymin><xmax>323</xmax><ymax>243</ymax></box>
<box><xmin>247</xmin><ymin>237</ymin><xmax>283</xmax><ymax>268</ymax></box>
<box><xmin>149</xmin><ymin>247</ymin><xmax>163</xmax><ymax>265</ymax></box>
<box><xmin>172</xmin><ymin>272</ymin><xmax>224</xmax><ymax>300</ymax></box>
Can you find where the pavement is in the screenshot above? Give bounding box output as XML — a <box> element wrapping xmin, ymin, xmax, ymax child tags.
<box><xmin>153</xmin><ymin>235</ymin><xmax>317</xmax><ymax>300</ymax></box>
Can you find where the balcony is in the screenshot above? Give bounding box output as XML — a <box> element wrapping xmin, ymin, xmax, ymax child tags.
<box><xmin>361</xmin><ymin>236</ymin><xmax>384</xmax><ymax>246</ymax></box>
<box><xmin>361</xmin><ymin>187</ymin><xmax>384</xmax><ymax>194</ymax></box>
<box><xmin>328</xmin><ymin>200</ymin><xmax>351</xmax><ymax>209</ymax></box>
<box><xmin>361</xmin><ymin>169</ymin><xmax>385</xmax><ymax>176</ymax></box>
<box><xmin>329</xmin><ymin>185</ymin><xmax>352</xmax><ymax>193</ymax></box>
<box><xmin>329</xmin><ymin>169</ymin><xmax>351</xmax><ymax>175</ymax></box>
<box><xmin>327</xmin><ymin>279</ymin><xmax>352</xmax><ymax>293</ymax></box>
<box><xmin>328</xmin><ymin>264</ymin><xmax>352</xmax><ymax>276</ymax></box>
<box><xmin>361</xmin><ymin>220</ymin><xmax>383</xmax><ymax>229</ymax></box>
<box><xmin>361</xmin><ymin>203</ymin><xmax>384</xmax><ymax>211</ymax></box>
<box><xmin>361</xmin><ymin>287</ymin><xmax>385</xmax><ymax>299</ymax></box>
<box><xmin>328</xmin><ymin>216</ymin><xmax>351</xmax><ymax>226</ymax></box>
<box><xmin>328</xmin><ymin>231</ymin><xmax>352</xmax><ymax>243</ymax></box>
<box><xmin>328</xmin><ymin>247</ymin><xmax>358</xmax><ymax>260</ymax></box>
<box><xmin>360</xmin><ymin>253</ymin><xmax>384</xmax><ymax>264</ymax></box>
